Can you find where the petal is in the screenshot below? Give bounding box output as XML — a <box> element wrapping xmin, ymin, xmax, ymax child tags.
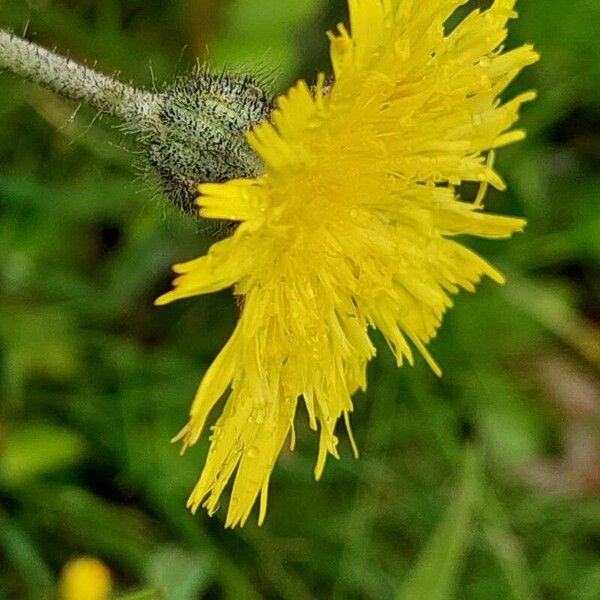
<box><xmin>155</xmin><ymin>237</ymin><xmax>248</xmax><ymax>305</ymax></box>
<box><xmin>199</xmin><ymin>178</ymin><xmax>267</xmax><ymax>222</ymax></box>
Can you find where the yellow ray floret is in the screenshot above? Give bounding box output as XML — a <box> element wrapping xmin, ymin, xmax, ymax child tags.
<box><xmin>156</xmin><ymin>0</ymin><xmax>538</xmax><ymax>527</ymax></box>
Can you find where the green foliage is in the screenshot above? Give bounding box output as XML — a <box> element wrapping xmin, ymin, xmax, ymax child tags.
<box><xmin>0</xmin><ymin>423</ymin><xmax>86</xmax><ymax>486</ymax></box>
<box><xmin>0</xmin><ymin>1</ymin><xmax>599</xmax><ymax>599</ymax></box>
<box><xmin>398</xmin><ymin>448</ymin><xmax>480</xmax><ymax>600</ymax></box>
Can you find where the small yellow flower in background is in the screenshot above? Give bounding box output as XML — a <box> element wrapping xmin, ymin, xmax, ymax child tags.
<box><xmin>59</xmin><ymin>557</ymin><xmax>112</xmax><ymax>600</ymax></box>
<box><xmin>157</xmin><ymin>0</ymin><xmax>539</xmax><ymax>527</ymax></box>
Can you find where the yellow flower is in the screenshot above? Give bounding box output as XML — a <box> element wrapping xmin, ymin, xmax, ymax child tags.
<box><xmin>59</xmin><ymin>557</ymin><xmax>112</xmax><ymax>600</ymax></box>
<box><xmin>157</xmin><ymin>0</ymin><xmax>538</xmax><ymax>527</ymax></box>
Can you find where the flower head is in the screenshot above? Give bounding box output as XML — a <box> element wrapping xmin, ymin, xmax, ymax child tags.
<box><xmin>157</xmin><ymin>0</ymin><xmax>538</xmax><ymax>527</ymax></box>
<box><xmin>59</xmin><ymin>557</ymin><xmax>112</xmax><ymax>600</ymax></box>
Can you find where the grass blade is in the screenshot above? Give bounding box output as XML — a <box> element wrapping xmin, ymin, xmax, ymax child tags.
<box><xmin>398</xmin><ymin>447</ymin><xmax>480</xmax><ymax>600</ymax></box>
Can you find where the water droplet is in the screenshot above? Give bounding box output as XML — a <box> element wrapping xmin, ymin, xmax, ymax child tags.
<box><xmin>247</xmin><ymin>446</ymin><xmax>259</xmax><ymax>459</ymax></box>
<box><xmin>395</xmin><ymin>39</ymin><xmax>411</xmax><ymax>60</ymax></box>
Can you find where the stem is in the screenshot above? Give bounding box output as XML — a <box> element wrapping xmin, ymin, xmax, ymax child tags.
<box><xmin>0</xmin><ymin>29</ymin><xmax>157</xmax><ymax>126</ymax></box>
<box><xmin>0</xmin><ymin>29</ymin><xmax>271</xmax><ymax>216</ymax></box>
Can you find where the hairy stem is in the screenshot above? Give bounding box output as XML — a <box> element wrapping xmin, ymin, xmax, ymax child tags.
<box><xmin>0</xmin><ymin>29</ymin><xmax>157</xmax><ymax>126</ymax></box>
<box><xmin>0</xmin><ymin>29</ymin><xmax>271</xmax><ymax>216</ymax></box>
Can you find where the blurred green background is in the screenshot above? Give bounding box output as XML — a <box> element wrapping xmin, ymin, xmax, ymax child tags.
<box><xmin>0</xmin><ymin>1</ymin><xmax>599</xmax><ymax>599</ymax></box>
